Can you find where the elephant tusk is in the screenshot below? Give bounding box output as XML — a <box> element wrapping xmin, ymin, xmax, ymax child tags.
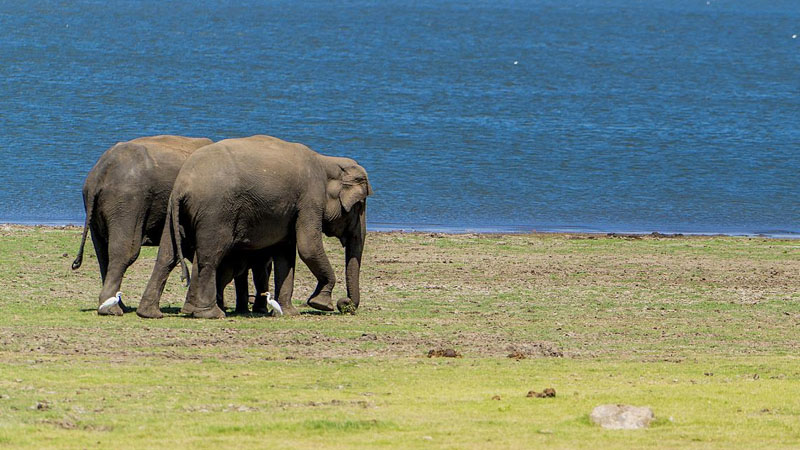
<box><xmin>98</xmin><ymin>291</ymin><xmax>122</xmax><ymax>315</ymax></box>
<box><xmin>265</xmin><ymin>292</ymin><xmax>283</xmax><ymax>316</ymax></box>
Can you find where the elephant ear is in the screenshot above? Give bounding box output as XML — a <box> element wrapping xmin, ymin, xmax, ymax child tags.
<box><xmin>339</xmin><ymin>164</ymin><xmax>373</xmax><ymax>213</ymax></box>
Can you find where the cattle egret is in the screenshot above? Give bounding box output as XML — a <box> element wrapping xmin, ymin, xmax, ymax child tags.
<box><xmin>98</xmin><ymin>291</ymin><xmax>121</xmax><ymax>315</ymax></box>
<box><xmin>265</xmin><ymin>292</ymin><xmax>283</xmax><ymax>316</ymax></box>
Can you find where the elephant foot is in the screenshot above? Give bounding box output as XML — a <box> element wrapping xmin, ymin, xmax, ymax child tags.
<box><xmin>180</xmin><ymin>302</ymin><xmax>199</xmax><ymax>315</ymax></box>
<box><xmin>136</xmin><ymin>304</ymin><xmax>164</xmax><ymax>319</ymax></box>
<box><xmin>191</xmin><ymin>305</ymin><xmax>226</xmax><ymax>319</ymax></box>
<box><xmin>307</xmin><ymin>294</ymin><xmax>334</xmax><ymax>312</ymax></box>
<box><xmin>337</xmin><ymin>297</ymin><xmax>358</xmax><ymax>315</ymax></box>
<box><xmin>234</xmin><ymin>306</ymin><xmax>250</xmax><ymax>315</ymax></box>
<box><xmin>253</xmin><ymin>298</ymin><xmax>267</xmax><ymax>313</ymax></box>
<box><xmin>279</xmin><ymin>305</ymin><xmax>300</xmax><ymax>316</ymax></box>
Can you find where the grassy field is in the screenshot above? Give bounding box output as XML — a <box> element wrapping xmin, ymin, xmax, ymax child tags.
<box><xmin>0</xmin><ymin>225</ymin><xmax>798</xmax><ymax>448</ymax></box>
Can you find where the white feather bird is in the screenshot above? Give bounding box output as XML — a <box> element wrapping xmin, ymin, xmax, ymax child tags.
<box><xmin>265</xmin><ymin>292</ymin><xmax>283</xmax><ymax>316</ymax></box>
<box><xmin>98</xmin><ymin>291</ymin><xmax>122</xmax><ymax>315</ymax></box>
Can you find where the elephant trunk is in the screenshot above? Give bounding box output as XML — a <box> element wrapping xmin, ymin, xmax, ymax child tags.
<box><xmin>338</xmin><ymin>207</ymin><xmax>366</xmax><ymax>313</ymax></box>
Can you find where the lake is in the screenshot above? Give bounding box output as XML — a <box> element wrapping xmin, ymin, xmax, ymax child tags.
<box><xmin>1</xmin><ymin>0</ymin><xmax>798</xmax><ymax>236</ymax></box>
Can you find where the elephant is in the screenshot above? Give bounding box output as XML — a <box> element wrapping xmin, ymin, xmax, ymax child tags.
<box><xmin>71</xmin><ymin>135</ymin><xmax>273</xmax><ymax>316</ymax></box>
<box><xmin>136</xmin><ymin>134</ymin><xmax>372</xmax><ymax>319</ymax></box>
<box><xmin>72</xmin><ymin>135</ymin><xmax>212</xmax><ymax>315</ymax></box>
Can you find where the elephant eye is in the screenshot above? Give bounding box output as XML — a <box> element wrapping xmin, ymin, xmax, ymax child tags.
<box><xmin>343</xmin><ymin>176</ymin><xmax>365</xmax><ymax>185</ymax></box>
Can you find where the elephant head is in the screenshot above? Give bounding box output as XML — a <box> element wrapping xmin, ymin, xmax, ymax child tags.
<box><xmin>322</xmin><ymin>156</ymin><xmax>373</xmax><ymax>312</ymax></box>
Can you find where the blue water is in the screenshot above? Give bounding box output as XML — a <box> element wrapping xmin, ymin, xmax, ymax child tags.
<box><xmin>1</xmin><ymin>0</ymin><xmax>798</xmax><ymax>236</ymax></box>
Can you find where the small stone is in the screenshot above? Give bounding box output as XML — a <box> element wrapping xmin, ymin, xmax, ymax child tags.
<box><xmin>422</xmin><ymin>436</ymin><xmax>433</xmax><ymax>441</ymax></box>
<box><xmin>526</xmin><ymin>388</ymin><xmax>555</xmax><ymax>398</ymax></box>
<box><xmin>507</xmin><ymin>350</ymin><xmax>526</xmax><ymax>360</ymax></box>
<box><xmin>31</xmin><ymin>401</ymin><xmax>50</xmax><ymax>411</ymax></box>
<box><xmin>427</xmin><ymin>348</ymin><xmax>461</xmax><ymax>358</ymax></box>
<box><xmin>590</xmin><ymin>404</ymin><xmax>654</xmax><ymax>430</ymax></box>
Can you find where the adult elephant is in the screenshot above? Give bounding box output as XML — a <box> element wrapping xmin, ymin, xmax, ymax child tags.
<box><xmin>136</xmin><ymin>135</ymin><xmax>372</xmax><ymax>319</ymax></box>
<box><xmin>72</xmin><ymin>135</ymin><xmax>275</xmax><ymax>316</ymax></box>
<box><xmin>72</xmin><ymin>135</ymin><xmax>213</xmax><ymax>315</ymax></box>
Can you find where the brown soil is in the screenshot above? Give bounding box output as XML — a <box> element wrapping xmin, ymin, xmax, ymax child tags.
<box><xmin>2</xmin><ymin>227</ymin><xmax>799</xmax><ymax>364</ymax></box>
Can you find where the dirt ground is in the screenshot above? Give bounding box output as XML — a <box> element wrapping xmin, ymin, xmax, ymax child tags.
<box><xmin>2</xmin><ymin>226</ymin><xmax>797</xmax><ymax>364</ymax></box>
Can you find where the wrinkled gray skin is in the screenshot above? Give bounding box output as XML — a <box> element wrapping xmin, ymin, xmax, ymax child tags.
<box><xmin>72</xmin><ymin>135</ymin><xmax>272</xmax><ymax>316</ymax></box>
<box><xmin>72</xmin><ymin>136</ymin><xmax>212</xmax><ymax>315</ymax></box>
<box><xmin>136</xmin><ymin>135</ymin><xmax>372</xmax><ymax>319</ymax></box>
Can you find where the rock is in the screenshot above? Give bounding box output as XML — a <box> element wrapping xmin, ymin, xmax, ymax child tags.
<box><xmin>30</xmin><ymin>401</ymin><xmax>50</xmax><ymax>411</ymax></box>
<box><xmin>427</xmin><ymin>348</ymin><xmax>461</xmax><ymax>358</ymax></box>
<box><xmin>590</xmin><ymin>404</ymin><xmax>654</xmax><ymax>430</ymax></box>
<box><xmin>527</xmin><ymin>388</ymin><xmax>556</xmax><ymax>398</ymax></box>
<box><xmin>507</xmin><ymin>350</ymin><xmax>526</xmax><ymax>360</ymax></box>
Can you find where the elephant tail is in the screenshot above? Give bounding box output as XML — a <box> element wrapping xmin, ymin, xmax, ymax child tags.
<box><xmin>71</xmin><ymin>189</ymin><xmax>95</xmax><ymax>270</ymax></box>
<box><xmin>169</xmin><ymin>194</ymin><xmax>191</xmax><ymax>286</ymax></box>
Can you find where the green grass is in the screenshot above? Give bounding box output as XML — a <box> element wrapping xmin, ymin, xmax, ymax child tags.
<box><xmin>0</xmin><ymin>226</ymin><xmax>798</xmax><ymax>448</ymax></box>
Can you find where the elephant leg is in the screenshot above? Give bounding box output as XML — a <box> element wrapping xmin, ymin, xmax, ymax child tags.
<box><xmin>89</xmin><ymin>223</ymin><xmax>109</xmax><ymax>283</ymax></box>
<box><xmin>182</xmin><ymin>240</ymin><xmax>227</xmax><ymax>319</ymax></box>
<box><xmin>296</xmin><ymin>218</ymin><xmax>336</xmax><ymax>312</ymax></box>
<box><xmin>182</xmin><ymin>253</ymin><xmax>200</xmax><ymax>313</ymax></box>
<box><xmin>272</xmin><ymin>244</ymin><xmax>298</xmax><ymax>316</ymax></box>
<box><xmin>215</xmin><ymin>276</ymin><xmax>227</xmax><ymax>313</ymax></box>
<box><xmin>233</xmin><ymin>271</ymin><xmax>250</xmax><ymax>314</ymax></box>
<box><xmin>190</xmin><ymin>262</ymin><xmax>225</xmax><ymax>319</ymax></box>
<box><xmin>214</xmin><ymin>260</ymin><xmax>236</xmax><ymax>312</ymax></box>
<box><xmin>251</xmin><ymin>257</ymin><xmax>272</xmax><ymax>314</ymax></box>
<box><xmin>97</xmin><ymin>224</ymin><xmax>143</xmax><ymax>316</ymax></box>
<box><xmin>138</xmin><ymin>224</ymin><xmax>181</xmax><ymax>319</ymax></box>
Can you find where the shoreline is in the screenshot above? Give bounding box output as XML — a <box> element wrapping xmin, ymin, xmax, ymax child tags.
<box><xmin>3</xmin><ymin>221</ymin><xmax>798</xmax><ymax>239</ymax></box>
